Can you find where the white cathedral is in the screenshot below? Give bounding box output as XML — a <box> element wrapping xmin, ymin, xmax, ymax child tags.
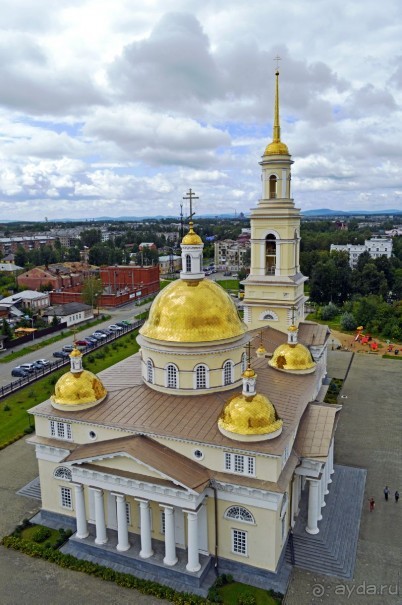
<box><xmin>28</xmin><ymin>71</ymin><xmax>337</xmax><ymax>593</ymax></box>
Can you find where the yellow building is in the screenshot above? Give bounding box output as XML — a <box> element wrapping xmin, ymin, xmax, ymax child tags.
<box><xmin>28</xmin><ymin>72</ymin><xmax>337</xmax><ymax>596</ymax></box>
<box><xmin>242</xmin><ymin>70</ymin><xmax>308</xmax><ymax>332</ymax></box>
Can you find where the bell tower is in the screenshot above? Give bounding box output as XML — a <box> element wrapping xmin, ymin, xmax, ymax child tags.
<box><xmin>243</xmin><ymin>69</ymin><xmax>307</xmax><ymax>333</ymax></box>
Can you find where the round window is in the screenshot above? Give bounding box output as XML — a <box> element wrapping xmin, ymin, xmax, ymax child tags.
<box><xmin>89</xmin><ymin>431</ymin><xmax>97</xmax><ymax>440</ymax></box>
<box><xmin>193</xmin><ymin>449</ymin><xmax>204</xmax><ymax>460</ymax></box>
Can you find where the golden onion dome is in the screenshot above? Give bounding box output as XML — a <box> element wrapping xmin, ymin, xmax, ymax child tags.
<box><xmin>140</xmin><ymin>278</ymin><xmax>247</xmax><ymax>343</ymax></box>
<box><xmin>269</xmin><ymin>343</ymin><xmax>316</xmax><ymax>374</ymax></box>
<box><xmin>182</xmin><ymin>223</ymin><xmax>202</xmax><ymax>246</ymax></box>
<box><xmin>218</xmin><ymin>392</ymin><xmax>283</xmax><ymax>442</ymax></box>
<box><xmin>70</xmin><ymin>348</ymin><xmax>82</xmax><ymax>357</ymax></box>
<box><xmin>242</xmin><ymin>366</ymin><xmax>256</xmax><ymax>378</ymax></box>
<box><xmin>263</xmin><ymin>140</ymin><xmax>289</xmax><ymax>156</ymax></box>
<box><xmin>51</xmin><ymin>370</ymin><xmax>107</xmax><ymax>411</ymax></box>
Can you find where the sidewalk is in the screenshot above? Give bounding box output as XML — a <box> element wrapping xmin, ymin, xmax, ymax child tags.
<box><xmin>285</xmin><ymin>353</ymin><xmax>402</xmax><ymax>605</ymax></box>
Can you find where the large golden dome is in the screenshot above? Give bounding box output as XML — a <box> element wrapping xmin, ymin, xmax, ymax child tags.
<box><xmin>51</xmin><ymin>370</ymin><xmax>107</xmax><ymax>411</ymax></box>
<box><xmin>140</xmin><ymin>279</ymin><xmax>247</xmax><ymax>342</ymax></box>
<box><xmin>269</xmin><ymin>343</ymin><xmax>316</xmax><ymax>373</ymax></box>
<box><xmin>218</xmin><ymin>392</ymin><xmax>283</xmax><ymax>442</ymax></box>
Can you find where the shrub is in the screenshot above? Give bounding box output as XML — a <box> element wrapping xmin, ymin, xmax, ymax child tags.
<box><xmin>321</xmin><ymin>303</ymin><xmax>338</xmax><ymax>320</ymax></box>
<box><xmin>237</xmin><ymin>593</ymin><xmax>256</xmax><ymax>605</ymax></box>
<box><xmin>32</xmin><ymin>526</ymin><xmax>52</xmax><ymax>543</ymax></box>
<box><xmin>3</xmin><ymin>405</ymin><xmax>10</xmax><ymax>412</ymax></box>
<box><xmin>23</xmin><ymin>426</ymin><xmax>35</xmax><ymax>434</ymax></box>
<box><xmin>340</xmin><ymin>312</ymin><xmax>357</xmax><ymax>331</ymax></box>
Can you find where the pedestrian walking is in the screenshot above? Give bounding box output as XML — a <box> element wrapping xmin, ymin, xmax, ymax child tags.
<box><xmin>384</xmin><ymin>486</ymin><xmax>390</xmax><ymax>501</ymax></box>
<box><xmin>395</xmin><ymin>491</ymin><xmax>399</xmax><ymax>503</ymax></box>
<box><xmin>369</xmin><ymin>497</ymin><xmax>375</xmax><ymax>512</ymax></box>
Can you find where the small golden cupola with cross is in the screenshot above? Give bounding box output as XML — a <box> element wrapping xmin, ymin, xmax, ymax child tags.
<box><xmin>218</xmin><ymin>346</ymin><xmax>283</xmax><ymax>442</ymax></box>
<box><xmin>268</xmin><ymin>323</ymin><xmax>316</xmax><ymax>374</ymax></box>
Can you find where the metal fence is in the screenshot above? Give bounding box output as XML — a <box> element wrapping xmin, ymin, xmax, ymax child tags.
<box><xmin>0</xmin><ymin>320</ymin><xmax>144</xmax><ymax>401</ymax></box>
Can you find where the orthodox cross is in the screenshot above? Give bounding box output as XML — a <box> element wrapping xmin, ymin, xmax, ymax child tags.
<box><xmin>179</xmin><ymin>203</ymin><xmax>184</xmax><ymax>239</ymax></box>
<box><xmin>274</xmin><ymin>55</ymin><xmax>281</xmax><ymax>70</ymax></box>
<box><xmin>183</xmin><ymin>188</ymin><xmax>199</xmax><ymax>222</ymax></box>
<box><xmin>71</xmin><ymin>326</ymin><xmax>78</xmax><ymax>344</ymax></box>
<box><xmin>245</xmin><ymin>340</ymin><xmax>252</xmax><ymax>366</ymax></box>
<box><xmin>290</xmin><ymin>305</ymin><xmax>296</xmax><ymax>324</ymax></box>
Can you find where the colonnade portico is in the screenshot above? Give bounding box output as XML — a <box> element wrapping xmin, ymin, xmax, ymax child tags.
<box><xmin>304</xmin><ymin>438</ymin><xmax>335</xmax><ymax>535</ymax></box>
<box><xmin>72</xmin><ymin>483</ymin><xmax>203</xmax><ymax>573</ymax></box>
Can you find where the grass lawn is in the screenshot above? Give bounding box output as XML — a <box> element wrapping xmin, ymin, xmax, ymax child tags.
<box><xmin>0</xmin><ymin>330</ymin><xmax>140</xmax><ymax>449</ymax></box>
<box><xmin>20</xmin><ymin>524</ymin><xmax>62</xmax><ymax>547</ymax></box>
<box><xmin>305</xmin><ymin>312</ymin><xmax>343</xmax><ymax>332</ymax></box>
<box><xmin>218</xmin><ymin>582</ymin><xmax>281</xmax><ymax>605</ymax></box>
<box><xmin>216</xmin><ymin>279</ymin><xmax>240</xmax><ymax>292</ymax></box>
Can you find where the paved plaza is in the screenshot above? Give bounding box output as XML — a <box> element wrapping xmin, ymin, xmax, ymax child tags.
<box><xmin>285</xmin><ymin>352</ymin><xmax>402</xmax><ymax>605</ymax></box>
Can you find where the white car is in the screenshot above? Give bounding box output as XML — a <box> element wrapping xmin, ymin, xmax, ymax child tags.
<box><xmin>92</xmin><ymin>331</ymin><xmax>107</xmax><ymax>339</ymax></box>
<box><xmin>34</xmin><ymin>359</ymin><xmax>50</xmax><ymax>367</ymax></box>
<box><xmin>108</xmin><ymin>324</ymin><xmax>123</xmax><ymax>332</ymax></box>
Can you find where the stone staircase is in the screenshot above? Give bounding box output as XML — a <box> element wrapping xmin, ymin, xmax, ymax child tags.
<box><xmin>286</xmin><ymin>464</ymin><xmax>366</xmax><ymax>579</ymax></box>
<box><xmin>16</xmin><ymin>476</ymin><xmax>41</xmax><ymax>501</ymax></box>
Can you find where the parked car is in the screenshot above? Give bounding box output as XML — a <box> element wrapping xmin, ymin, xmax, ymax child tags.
<box><xmin>92</xmin><ymin>332</ymin><xmax>107</xmax><ymax>339</ymax></box>
<box><xmin>11</xmin><ymin>367</ymin><xmax>30</xmax><ymax>378</ymax></box>
<box><xmin>84</xmin><ymin>336</ymin><xmax>98</xmax><ymax>344</ymax></box>
<box><xmin>75</xmin><ymin>340</ymin><xmax>91</xmax><ymax>348</ymax></box>
<box><xmin>19</xmin><ymin>363</ymin><xmax>36</xmax><ymax>373</ymax></box>
<box><xmin>223</xmin><ymin>271</ymin><xmax>232</xmax><ymax>276</ymax></box>
<box><xmin>120</xmin><ymin>320</ymin><xmax>131</xmax><ymax>326</ymax></box>
<box><xmin>108</xmin><ymin>324</ymin><xmax>123</xmax><ymax>332</ymax></box>
<box><xmin>31</xmin><ymin>361</ymin><xmax>46</xmax><ymax>371</ymax></box>
<box><xmin>34</xmin><ymin>359</ymin><xmax>50</xmax><ymax>367</ymax></box>
<box><xmin>53</xmin><ymin>351</ymin><xmax>70</xmax><ymax>359</ymax></box>
<box><xmin>115</xmin><ymin>322</ymin><xmax>128</xmax><ymax>328</ymax></box>
<box><xmin>62</xmin><ymin>345</ymin><xmax>75</xmax><ymax>352</ymax></box>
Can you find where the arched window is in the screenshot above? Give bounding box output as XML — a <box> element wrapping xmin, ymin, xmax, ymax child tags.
<box><xmin>195</xmin><ymin>364</ymin><xmax>208</xmax><ymax>389</ymax></box>
<box><xmin>269</xmin><ymin>175</ymin><xmax>277</xmax><ymax>199</ymax></box>
<box><xmin>225</xmin><ymin>505</ymin><xmax>255</xmax><ymax>524</ymax></box>
<box><xmin>294</xmin><ymin>230</ymin><xmax>299</xmax><ymax>271</ymax></box>
<box><xmin>186</xmin><ymin>254</ymin><xmax>191</xmax><ymax>272</ymax></box>
<box><xmin>241</xmin><ymin>352</ymin><xmax>247</xmax><ymax>373</ymax></box>
<box><xmin>265</xmin><ymin>234</ymin><xmax>276</xmax><ymax>275</ymax></box>
<box><xmin>54</xmin><ymin>466</ymin><xmax>72</xmax><ymax>481</ymax></box>
<box><xmin>166</xmin><ymin>364</ymin><xmax>178</xmax><ymax>389</ymax></box>
<box><xmin>147</xmin><ymin>359</ymin><xmax>154</xmax><ymax>384</ymax></box>
<box><xmin>223</xmin><ymin>360</ymin><xmax>234</xmax><ymax>385</ymax></box>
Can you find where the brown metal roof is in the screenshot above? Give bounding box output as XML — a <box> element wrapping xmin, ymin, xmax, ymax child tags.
<box><xmin>294</xmin><ymin>403</ymin><xmax>339</xmax><ymax>458</ymax></box>
<box><xmin>65</xmin><ymin>434</ymin><xmax>210</xmax><ymax>493</ymax></box>
<box><xmin>298</xmin><ymin>321</ymin><xmax>330</xmax><ymax>346</ymax></box>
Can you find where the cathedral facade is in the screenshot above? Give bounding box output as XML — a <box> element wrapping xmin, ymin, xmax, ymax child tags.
<box><xmin>28</xmin><ymin>72</ymin><xmax>336</xmax><ymax>593</ymax></box>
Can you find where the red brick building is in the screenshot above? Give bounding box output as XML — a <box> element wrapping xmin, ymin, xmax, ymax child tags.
<box><xmin>17</xmin><ymin>263</ymin><xmax>96</xmax><ymax>291</ymax></box>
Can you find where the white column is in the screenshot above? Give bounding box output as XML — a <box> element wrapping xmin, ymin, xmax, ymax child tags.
<box><xmin>306</xmin><ymin>479</ymin><xmax>320</xmax><ymax>535</ymax></box>
<box><xmin>320</xmin><ymin>472</ymin><xmax>326</xmax><ymax>508</ymax></box>
<box><xmin>114</xmin><ymin>493</ymin><xmax>130</xmax><ymax>552</ymax></box>
<box><xmin>137</xmin><ymin>499</ymin><xmax>153</xmax><ymax>559</ymax></box>
<box><xmin>291</xmin><ymin>478</ymin><xmax>298</xmax><ymax>527</ymax></box>
<box><xmin>329</xmin><ymin>440</ymin><xmax>335</xmax><ymax>477</ymax></box>
<box><xmin>324</xmin><ymin>463</ymin><xmax>330</xmax><ymax>495</ymax></box>
<box><xmin>161</xmin><ymin>505</ymin><xmax>178</xmax><ymax>566</ymax></box>
<box><xmin>93</xmin><ymin>488</ymin><xmax>107</xmax><ymax>544</ymax></box>
<box><xmin>73</xmin><ymin>484</ymin><xmax>88</xmax><ymax>539</ymax></box>
<box><xmin>185</xmin><ymin>510</ymin><xmax>201</xmax><ymax>572</ymax></box>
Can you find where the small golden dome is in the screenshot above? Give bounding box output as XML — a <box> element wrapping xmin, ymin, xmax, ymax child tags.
<box><xmin>218</xmin><ymin>392</ymin><xmax>283</xmax><ymax>441</ymax></box>
<box><xmin>288</xmin><ymin>324</ymin><xmax>298</xmax><ymax>332</ymax></box>
<box><xmin>51</xmin><ymin>370</ymin><xmax>107</xmax><ymax>411</ymax></box>
<box><xmin>256</xmin><ymin>345</ymin><xmax>267</xmax><ymax>358</ymax></box>
<box><xmin>182</xmin><ymin>223</ymin><xmax>202</xmax><ymax>246</ymax></box>
<box><xmin>140</xmin><ymin>279</ymin><xmax>246</xmax><ymax>342</ymax></box>
<box><xmin>264</xmin><ymin>140</ymin><xmax>289</xmax><ymax>156</ymax></box>
<box><xmin>242</xmin><ymin>366</ymin><xmax>256</xmax><ymax>378</ymax></box>
<box><xmin>269</xmin><ymin>343</ymin><xmax>316</xmax><ymax>374</ymax></box>
<box><xmin>70</xmin><ymin>348</ymin><xmax>82</xmax><ymax>357</ymax></box>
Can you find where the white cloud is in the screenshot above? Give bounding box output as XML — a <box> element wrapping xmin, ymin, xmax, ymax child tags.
<box><xmin>0</xmin><ymin>1</ymin><xmax>401</xmax><ymax>218</ymax></box>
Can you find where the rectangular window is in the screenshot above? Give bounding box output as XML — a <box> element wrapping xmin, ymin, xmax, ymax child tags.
<box><xmin>224</xmin><ymin>453</ymin><xmax>255</xmax><ymax>476</ymax></box>
<box><xmin>50</xmin><ymin>420</ymin><xmax>73</xmax><ymax>441</ymax></box>
<box><xmin>60</xmin><ymin>486</ymin><xmax>72</xmax><ymax>509</ymax></box>
<box><xmin>160</xmin><ymin>510</ymin><xmax>166</xmax><ymax>534</ymax></box>
<box><xmin>232</xmin><ymin>529</ymin><xmax>247</xmax><ymax>555</ymax></box>
<box><xmin>125</xmin><ymin>502</ymin><xmax>131</xmax><ymax>526</ymax></box>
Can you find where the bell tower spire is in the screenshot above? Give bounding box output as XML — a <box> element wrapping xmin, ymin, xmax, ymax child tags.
<box><xmin>242</xmin><ymin>67</ymin><xmax>307</xmax><ymax>334</ymax></box>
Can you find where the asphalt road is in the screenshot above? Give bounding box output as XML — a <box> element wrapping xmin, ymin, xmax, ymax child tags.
<box><xmin>0</xmin><ymin>300</ymin><xmax>152</xmax><ymax>388</ymax></box>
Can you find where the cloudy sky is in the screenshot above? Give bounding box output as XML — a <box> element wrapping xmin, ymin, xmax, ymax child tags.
<box><xmin>1</xmin><ymin>0</ymin><xmax>402</xmax><ymax>220</ymax></box>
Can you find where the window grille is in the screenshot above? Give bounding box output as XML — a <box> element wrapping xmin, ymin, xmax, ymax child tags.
<box><xmin>54</xmin><ymin>467</ymin><xmax>72</xmax><ymax>481</ymax></box>
<box><xmin>196</xmin><ymin>365</ymin><xmax>207</xmax><ymax>389</ymax></box>
<box><xmin>60</xmin><ymin>486</ymin><xmax>72</xmax><ymax>509</ymax></box>
<box><xmin>166</xmin><ymin>364</ymin><xmax>177</xmax><ymax>388</ymax></box>
<box><xmin>232</xmin><ymin>529</ymin><xmax>247</xmax><ymax>555</ymax></box>
<box><xmin>225</xmin><ymin>506</ymin><xmax>254</xmax><ymax>524</ymax></box>
<box><xmin>223</xmin><ymin>361</ymin><xmax>233</xmax><ymax>385</ymax></box>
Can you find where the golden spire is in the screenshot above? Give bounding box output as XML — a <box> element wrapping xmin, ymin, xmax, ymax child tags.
<box><xmin>264</xmin><ymin>68</ymin><xmax>289</xmax><ymax>156</ymax></box>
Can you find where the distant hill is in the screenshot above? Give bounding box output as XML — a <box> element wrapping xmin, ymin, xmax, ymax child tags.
<box><xmin>301</xmin><ymin>208</ymin><xmax>402</xmax><ymax>217</ymax></box>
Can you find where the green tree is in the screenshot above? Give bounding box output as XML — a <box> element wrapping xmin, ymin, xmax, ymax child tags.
<box><xmin>340</xmin><ymin>312</ymin><xmax>357</xmax><ymax>331</ymax></box>
<box><xmin>81</xmin><ymin>276</ymin><xmax>103</xmax><ymax>311</ymax></box>
<box><xmin>80</xmin><ymin>229</ymin><xmax>102</xmax><ymax>247</ymax></box>
<box><xmin>1</xmin><ymin>318</ymin><xmax>12</xmax><ymax>340</ymax></box>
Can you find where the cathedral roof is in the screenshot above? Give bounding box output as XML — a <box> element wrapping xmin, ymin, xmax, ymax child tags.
<box><xmin>140</xmin><ymin>278</ymin><xmax>246</xmax><ymax>343</ymax></box>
